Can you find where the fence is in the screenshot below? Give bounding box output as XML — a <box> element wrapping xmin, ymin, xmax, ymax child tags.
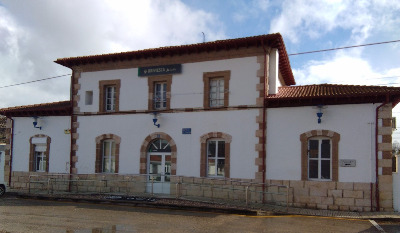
<box><xmin>24</xmin><ymin>173</ymin><xmax>291</xmax><ymax>210</ymax></box>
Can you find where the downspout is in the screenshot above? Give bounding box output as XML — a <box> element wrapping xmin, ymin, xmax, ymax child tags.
<box><xmin>68</xmin><ymin>71</ymin><xmax>74</xmax><ymax>192</ymax></box>
<box><xmin>7</xmin><ymin>117</ymin><xmax>14</xmax><ymax>187</ymax></box>
<box><xmin>375</xmin><ymin>94</ymin><xmax>389</xmax><ymax>211</ymax></box>
<box><xmin>261</xmin><ymin>41</ymin><xmax>270</xmax><ymax>198</ymax></box>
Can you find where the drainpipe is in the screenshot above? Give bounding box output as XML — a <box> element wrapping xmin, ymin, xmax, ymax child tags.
<box><xmin>7</xmin><ymin>117</ymin><xmax>14</xmax><ymax>187</ymax></box>
<box><xmin>261</xmin><ymin>41</ymin><xmax>271</xmax><ymax>199</ymax></box>
<box><xmin>68</xmin><ymin>71</ymin><xmax>74</xmax><ymax>192</ymax></box>
<box><xmin>375</xmin><ymin>95</ymin><xmax>389</xmax><ymax>211</ymax></box>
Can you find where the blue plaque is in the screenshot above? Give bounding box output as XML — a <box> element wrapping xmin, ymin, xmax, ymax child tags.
<box><xmin>182</xmin><ymin>128</ymin><xmax>191</xmax><ymax>134</ymax></box>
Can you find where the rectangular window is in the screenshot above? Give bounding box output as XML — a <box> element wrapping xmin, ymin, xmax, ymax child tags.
<box><xmin>207</xmin><ymin>140</ymin><xmax>225</xmax><ymax>177</ymax></box>
<box><xmin>154</xmin><ymin>82</ymin><xmax>167</xmax><ymax>110</ymax></box>
<box><xmin>99</xmin><ymin>80</ymin><xmax>120</xmax><ymax>113</ymax></box>
<box><xmin>34</xmin><ymin>144</ymin><xmax>47</xmax><ymax>172</ymax></box>
<box><xmin>308</xmin><ymin>138</ymin><xmax>331</xmax><ymax>180</ymax></box>
<box><xmin>203</xmin><ymin>71</ymin><xmax>230</xmax><ymax>109</ymax></box>
<box><xmin>209</xmin><ymin>78</ymin><xmax>225</xmax><ymax>107</ymax></box>
<box><xmin>85</xmin><ymin>91</ymin><xmax>93</xmax><ymax>105</ymax></box>
<box><xmin>102</xmin><ymin>140</ymin><xmax>116</xmax><ymax>173</ymax></box>
<box><xmin>105</xmin><ymin>86</ymin><xmax>116</xmax><ymax>111</ymax></box>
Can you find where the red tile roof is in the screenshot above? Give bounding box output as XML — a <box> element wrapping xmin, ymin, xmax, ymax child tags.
<box><xmin>266</xmin><ymin>84</ymin><xmax>400</xmax><ymax>107</ymax></box>
<box><xmin>55</xmin><ymin>33</ymin><xmax>295</xmax><ymax>85</ymax></box>
<box><xmin>0</xmin><ymin>101</ymin><xmax>71</xmax><ymax>117</ymax></box>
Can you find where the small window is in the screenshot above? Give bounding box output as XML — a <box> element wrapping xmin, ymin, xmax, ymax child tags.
<box><xmin>209</xmin><ymin>78</ymin><xmax>225</xmax><ymax>107</ymax></box>
<box><xmin>29</xmin><ymin>136</ymin><xmax>51</xmax><ymax>173</ymax></box>
<box><xmin>85</xmin><ymin>91</ymin><xmax>93</xmax><ymax>105</ymax></box>
<box><xmin>102</xmin><ymin>140</ymin><xmax>116</xmax><ymax>173</ymax></box>
<box><xmin>308</xmin><ymin>138</ymin><xmax>331</xmax><ymax>180</ymax></box>
<box><xmin>99</xmin><ymin>80</ymin><xmax>120</xmax><ymax>113</ymax></box>
<box><xmin>207</xmin><ymin>139</ymin><xmax>225</xmax><ymax>177</ymax></box>
<box><xmin>154</xmin><ymin>82</ymin><xmax>167</xmax><ymax>110</ymax></box>
<box><xmin>203</xmin><ymin>71</ymin><xmax>230</xmax><ymax>109</ymax></box>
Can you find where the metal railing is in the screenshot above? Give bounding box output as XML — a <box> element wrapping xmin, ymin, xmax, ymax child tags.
<box><xmin>26</xmin><ymin>173</ymin><xmax>291</xmax><ymax>211</ymax></box>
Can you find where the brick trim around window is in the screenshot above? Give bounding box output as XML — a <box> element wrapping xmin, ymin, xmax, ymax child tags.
<box><xmin>29</xmin><ymin>134</ymin><xmax>51</xmax><ymax>172</ymax></box>
<box><xmin>95</xmin><ymin>134</ymin><xmax>121</xmax><ymax>173</ymax></box>
<box><xmin>147</xmin><ymin>75</ymin><xmax>172</xmax><ymax>111</ymax></box>
<box><xmin>300</xmin><ymin>130</ymin><xmax>340</xmax><ymax>181</ymax></box>
<box><xmin>200</xmin><ymin>132</ymin><xmax>232</xmax><ymax>178</ymax></box>
<box><xmin>203</xmin><ymin>71</ymin><xmax>230</xmax><ymax>109</ymax></box>
<box><xmin>99</xmin><ymin>80</ymin><xmax>121</xmax><ymax>113</ymax></box>
<box><xmin>140</xmin><ymin>132</ymin><xmax>177</xmax><ymax>175</ymax></box>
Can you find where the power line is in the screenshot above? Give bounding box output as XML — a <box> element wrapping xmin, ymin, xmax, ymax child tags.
<box><xmin>0</xmin><ymin>74</ymin><xmax>71</xmax><ymax>89</ymax></box>
<box><xmin>288</xmin><ymin>39</ymin><xmax>400</xmax><ymax>56</ymax></box>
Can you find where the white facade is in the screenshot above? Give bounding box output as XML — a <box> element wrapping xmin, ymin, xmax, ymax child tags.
<box><xmin>0</xmin><ymin>144</ymin><xmax>5</xmax><ymax>185</ymax></box>
<box><xmin>11</xmin><ymin>116</ymin><xmax>71</xmax><ymax>173</ymax></box>
<box><xmin>78</xmin><ymin>57</ymin><xmax>261</xmax><ymax>113</ymax></box>
<box><xmin>266</xmin><ymin>103</ymin><xmax>378</xmax><ymax>182</ymax></box>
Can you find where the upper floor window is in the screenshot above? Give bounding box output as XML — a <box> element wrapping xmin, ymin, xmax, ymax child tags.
<box><xmin>99</xmin><ymin>80</ymin><xmax>120</xmax><ymax>113</ymax></box>
<box><xmin>148</xmin><ymin>75</ymin><xmax>172</xmax><ymax>111</ymax></box>
<box><xmin>154</xmin><ymin>82</ymin><xmax>167</xmax><ymax>110</ymax></box>
<box><xmin>203</xmin><ymin>71</ymin><xmax>230</xmax><ymax>109</ymax></box>
<box><xmin>308</xmin><ymin>138</ymin><xmax>331</xmax><ymax>180</ymax></box>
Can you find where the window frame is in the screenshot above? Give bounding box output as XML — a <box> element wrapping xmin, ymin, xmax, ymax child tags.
<box><xmin>29</xmin><ymin>135</ymin><xmax>51</xmax><ymax>173</ymax></box>
<box><xmin>203</xmin><ymin>71</ymin><xmax>230</xmax><ymax>109</ymax></box>
<box><xmin>148</xmin><ymin>75</ymin><xmax>172</xmax><ymax>111</ymax></box>
<box><xmin>300</xmin><ymin>130</ymin><xmax>340</xmax><ymax>181</ymax></box>
<box><xmin>95</xmin><ymin>134</ymin><xmax>121</xmax><ymax>173</ymax></box>
<box><xmin>34</xmin><ymin>150</ymin><xmax>47</xmax><ymax>172</ymax></box>
<box><xmin>206</xmin><ymin>139</ymin><xmax>226</xmax><ymax>177</ymax></box>
<box><xmin>102</xmin><ymin>139</ymin><xmax>116</xmax><ymax>173</ymax></box>
<box><xmin>200</xmin><ymin>132</ymin><xmax>231</xmax><ymax>178</ymax></box>
<box><xmin>99</xmin><ymin>80</ymin><xmax>121</xmax><ymax>113</ymax></box>
<box><xmin>307</xmin><ymin>137</ymin><xmax>332</xmax><ymax>181</ymax></box>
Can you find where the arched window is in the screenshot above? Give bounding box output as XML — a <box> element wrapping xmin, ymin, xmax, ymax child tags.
<box><xmin>200</xmin><ymin>132</ymin><xmax>232</xmax><ymax>178</ymax></box>
<box><xmin>148</xmin><ymin>139</ymin><xmax>171</xmax><ymax>152</ymax></box>
<box><xmin>95</xmin><ymin>134</ymin><xmax>121</xmax><ymax>173</ymax></box>
<box><xmin>29</xmin><ymin>135</ymin><xmax>51</xmax><ymax>172</ymax></box>
<box><xmin>300</xmin><ymin>130</ymin><xmax>340</xmax><ymax>181</ymax></box>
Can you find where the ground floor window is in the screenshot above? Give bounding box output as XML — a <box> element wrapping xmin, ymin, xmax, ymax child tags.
<box><xmin>300</xmin><ymin>130</ymin><xmax>340</xmax><ymax>181</ymax></box>
<box><xmin>34</xmin><ymin>151</ymin><xmax>47</xmax><ymax>172</ymax></box>
<box><xmin>308</xmin><ymin>138</ymin><xmax>331</xmax><ymax>180</ymax></box>
<box><xmin>207</xmin><ymin>139</ymin><xmax>225</xmax><ymax>177</ymax></box>
<box><xmin>102</xmin><ymin>140</ymin><xmax>116</xmax><ymax>173</ymax></box>
<box><xmin>29</xmin><ymin>135</ymin><xmax>51</xmax><ymax>172</ymax></box>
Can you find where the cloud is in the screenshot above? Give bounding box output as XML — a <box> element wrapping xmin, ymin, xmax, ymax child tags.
<box><xmin>270</xmin><ymin>0</ymin><xmax>400</xmax><ymax>44</ymax></box>
<box><xmin>0</xmin><ymin>0</ymin><xmax>225</xmax><ymax>108</ymax></box>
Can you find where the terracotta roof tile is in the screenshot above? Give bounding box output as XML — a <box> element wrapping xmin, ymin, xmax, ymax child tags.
<box><xmin>266</xmin><ymin>84</ymin><xmax>400</xmax><ymax>107</ymax></box>
<box><xmin>55</xmin><ymin>33</ymin><xmax>295</xmax><ymax>85</ymax></box>
<box><xmin>0</xmin><ymin>101</ymin><xmax>71</xmax><ymax>117</ymax></box>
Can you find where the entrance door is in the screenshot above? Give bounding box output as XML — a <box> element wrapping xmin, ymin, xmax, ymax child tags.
<box><xmin>146</xmin><ymin>139</ymin><xmax>171</xmax><ymax>194</ymax></box>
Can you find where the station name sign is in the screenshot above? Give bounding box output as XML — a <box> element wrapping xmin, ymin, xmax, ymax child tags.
<box><xmin>138</xmin><ymin>64</ymin><xmax>182</xmax><ymax>77</ymax></box>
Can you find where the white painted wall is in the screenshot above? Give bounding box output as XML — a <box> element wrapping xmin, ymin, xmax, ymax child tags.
<box><xmin>266</xmin><ymin>104</ymin><xmax>378</xmax><ymax>183</ymax></box>
<box><xmin>75</xmin><ymin>109</ymin><xmax>259</xmax><ymax>179</ymax></box>
<box><xmin>12</xmin><ymin>116</ymin><xmax>71</xmax><ymax>173</ymax></box>
<box><xmin>77</xmin><ymin>56</ymin><xmax>260</xmax><ymax>113</ymax></box>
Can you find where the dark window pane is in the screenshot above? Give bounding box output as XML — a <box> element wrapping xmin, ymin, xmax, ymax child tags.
<box><xmin>308</xmin><ymin>160</ymin><xmax>318</xmax><ymax>179</ymax></box>
<box><xmin>309</xmin><ymin>140</ymin><xmax>319</xmax><ymax>158</ymax></box>
<box><xmin>208</xmin><ymin>141</ymin><xmax>216</xmax><ymax>157</ymax></box>
<box><xmin>218</xmin><ymin>141</ymin><xmax>225</xmax><ymax>157</ymax></box>
<box><xmin>321</xmin><ymin>160</ymin><xmax>331</xmax><ymax>179</ymax></box>
<box><xmin>321</xmin><ymin>140</ymin><xmax>331</xmax><ymax>158</ymax></box>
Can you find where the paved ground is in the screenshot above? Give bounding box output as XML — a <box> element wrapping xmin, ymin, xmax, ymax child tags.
<box><xmin>1</xmin><ymin>196</ymin><xmax>399</xmax><ymax>233</ymax></box>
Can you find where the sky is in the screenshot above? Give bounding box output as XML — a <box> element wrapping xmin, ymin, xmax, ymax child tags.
<box><xmin>1</xmin><ymin>0</ymin><xmax>400</xmax><ymax>139</ymax></box>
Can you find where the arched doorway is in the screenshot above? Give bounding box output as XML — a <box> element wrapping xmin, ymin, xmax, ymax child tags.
<box><xmin>147</xmin><ymin>139</ymin><xmax>171</xmax><ymax>194</ymax></box>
